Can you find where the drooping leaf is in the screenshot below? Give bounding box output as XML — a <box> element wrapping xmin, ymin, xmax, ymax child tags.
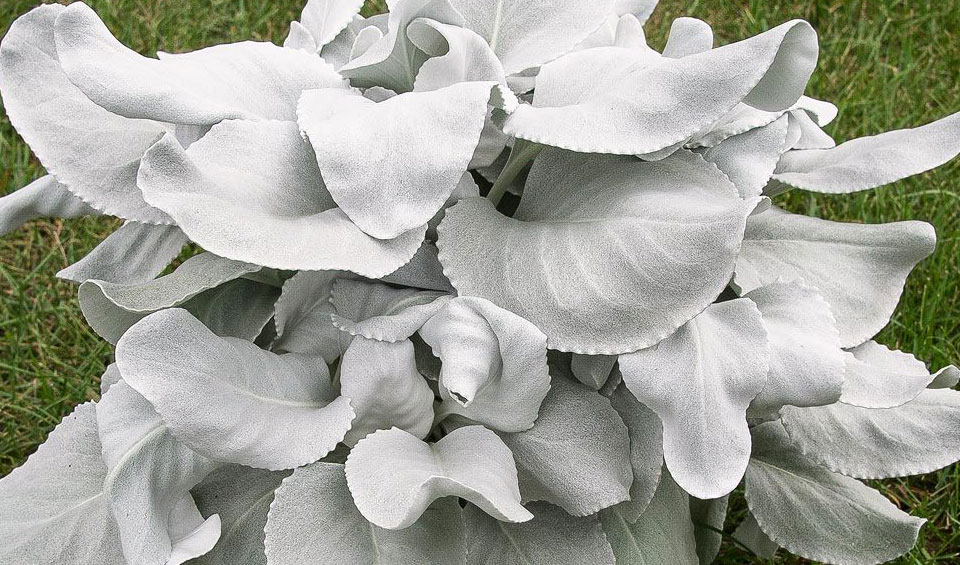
<box><xmin>745</xmin><ymin>421</ymin><xmax>924</xmax><ymax>565</ymax></box>
<box><xmin>744</xmin><ymin>281</ymin><xmax>844</xmax><ymax>415</ymax></box>
<box><xmin>191</xmin><ymin>465</ymin><xmax>291</xmax><ymax>565</ymax></box>
<box><xmin>298</xmin><ymin>82</ymin><xmax>492</xmax><ymax>239</ymax></box>
<box><xmin>0</xmin><ymin>175</ymin><xmax>98</xmax><ymax>237</ymax></box>
<box><xmin>770</xmin><ymin>111</ymin><xmax>960</xmax><ymax>194</ymax></box>
<box><xmin>340</xmin><ymin>337</ymin><xmax>435</xmax><ymax>444</ymax></box>
<box><xmin>116</xmin><ymin>308</ymin><xmax>354</xmax><ymax>471</ymax></box>
<box><xmin>438</xmin><ymin>149</ymin><xmax>754</xmax><ymax>354</ymax></box>
<box><xmin>619</xmin><ymin>298</ymin><xmax>768</xmax><ymax>499</ymax></box>
<box><xmin>57</xmin><ymin>222</ymin><xmax>188</xmax><ymax>284</ymax></box>
<box><xmin>607</xmin><ymin>384</ymin><xmax>663</xmax><ymax>521</ymax></box>
<box><xmin>331</xmin><ymin>278</ymin><xmax>451</xmax><ymax>342</ymax></box>
<box><xmin>55</xmin><ymin>2</ymin><xmax>346</xmax><ymax>125</ymax></box>
<box><xmin>500</xmin><ymin>21</ymin><xmax>817</xmax><ymax>155</ymax></box>
<box><xmin>422</xmin><ymin>296</ymin><xmax>550</xmax><ymax>432</ymax></box>
<box><xmin>499</xmin><ymin>376</ymin><xmax>633</xmax><ymax>516</ymax></box>
<box><xmin>840</xmin><ymin>341</ymin><xmax>945</xmax><ymax>409</ymax></box>
<box><xmin>0</xmin><ymin>4</ymin><xmax>170</xmax><ymax>223</ymax></box>
<box><xmin>137</xmin><ymin>120</ymin><xmax>426</xmax><ymax>276</ymax></box>
<box><xmin>0</xmin><ymin>403</ymin><xmax>125</xmax><ymax>564</ymax></box>
<box><xmin>600</xmin><ymin>469</ymin><xmax>699</xmax><ymax>565</ymax></box>
<box><xmin>265</xmin><ymin>462</ymin><xmax>466</xmax><ymax>564</ymax></box>
<box><xmin>781</xmin><ymin>389</ymin><xmax>960</xmax><ymax>479</ymax></box>
<box><xmin>345</xmin><ymin>426</ymin><xmax>532</xmax><ymax>529</ymax></box>
<box><xmin>734</xmin><ymin>207</ymin><xmax>937</xmax><ymax>347</ymax></box>
<box><xmin>97</xmin><ymin>381</ymin><xmax>220</xmax><ymax>565</ymax></box>
<box><xmin>78</xmin><ymin>252</ymin><xmax>260</xmax><ymax>344</ymax></box>
<box><xmin>464</xmin><ymin>502</ymin><xmax>615</xmax><ymax>565</ymax></box>
<box><xmin>447</xmin><ymin>0</ymin><xmax>615</xmax><ymax>75</ymax></box>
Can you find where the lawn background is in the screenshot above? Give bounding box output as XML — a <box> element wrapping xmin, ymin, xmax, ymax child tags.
<box><xmin>0</xmin><ymin>1</ymin><xmax>957</xmax><ymax>563</ymax></box>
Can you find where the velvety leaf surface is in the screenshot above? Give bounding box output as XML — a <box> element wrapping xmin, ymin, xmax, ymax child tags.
<box><xmin>57</xmin><ymin>222</ymin><xmax>188</xmax><ymax>285</ymax></box>
<box><xmin>298</xmin><ymin>0</ymin><xmax>365</xmax><ymax>47</ymax></box>
<box><xmin>438</xmin><ymin>148</ymin><xmax>753</xmax><ymax>354</ymax></box>
<box><xmin>266</xmin><ymin>462</ymin><xmax>466</xmax><ymax>564</ymax></box>
<box><xmin>345</xmin><ymin>426</ymin><xmax>532</xmax><ymax>529</ymax></box>
<box><xmin>745</xmin><ymin>421</ymin><xmax>924</xmax><ymax>565</ymax></box>
<box><xmin>619</xmin><ymin>299</ymin><xmax>768</xmax><ymax>499</ymax></box>
<box><xmin>840</xmin><ymin>341</ymin><xmax>944</xmax><ymax>409</ymax></box>
<box><xmin>607</xmin><ymin>384</ymin><xmax>663</xmax><ymax>521</ymax></box>
<box><xmin>116</xmin><ymin>309</ymin><xmax>354</xmax><ymax>470</ymax></box>
<box><xmin>0</xmin><ymin>175</ymin><xmax>97</xmax><ymax>237</ymax></box>
<box><xmin>735</xmin><ymin>206</ymin><xmax>937</xmax><ymax>347</ymax></box>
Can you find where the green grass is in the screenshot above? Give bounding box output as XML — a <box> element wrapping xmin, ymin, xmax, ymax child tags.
<box><xmin>0</xmin><ymin>1</ymin><xmax>957</xmax><ymax>563</ymax></box>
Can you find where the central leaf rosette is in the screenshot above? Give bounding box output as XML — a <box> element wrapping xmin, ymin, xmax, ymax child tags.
<box><xmin>1</xmin><ymin>1</ymin><xmax>960</xmax><ymax>564</ymax></box>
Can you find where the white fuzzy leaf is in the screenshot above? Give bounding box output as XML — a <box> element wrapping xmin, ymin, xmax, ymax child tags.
<box><xmin>698</xmin><ymin>115</ymin><xmax>790</xmax><ymax>198</ymax></box>
<box><xmin>930</xmin><ymin>365</ymin><xmax>960</xmax><ymax>389</ymax></box>
<box><xmin>745</xmin><ymin>421</ymin><xmax>924</xmax><ymax>565</ymax></box>
<box><xmin>501</xmin><ymin>21</ymin><xmax>817</xmax><ymax>155</ymax></box>
<box><xmin>499</xmin><ymin>376</ymin><xmax>632</xmax><ymax>516</ymax></box>
<box><xmin>138</xmin><ymin>120</ymin><xmax>425</xmax><ymax>276</ymax></box>
<box><xmin>781</xmin><ymin>389</ymin><xmax>960</xmax><ymax>479</ymax></box>
<box><xmin>192</xmin><ymin>465</ymin><xmax>290</xmax><ymax>565</ymax></box>
<box><xmin>0</xmin><ymin>175</ymin><xmax>98</xmax><ymax>237</ymax></box>
<box><xmin>840</xmin><ymin>341</ymin><xmax>944</xmax><ymax>409</ymax></box>
<box><xmin>0</xmin><ymin>403</ymin><xmax>125</xmax><ymax>564</ymax></box>
<box><xmin>345</xmin><ymin>426</ymin><xmax>532</xmax><ymax>529</ymax></box>
<box><xmin>771</xmin><ymin>111</ymin><xmax>960</xmax><ymax>194</ymax></box>
<box><xmin>570</xmin><ymin>355</ymin><xmax>617</xmax><ymax>390</ymax></box>
<box><xmin>340</xmin><ymin>337</ymin><xmax>435</xmax><ymax>445</ymax></box>
<box><xmin>298</xmin><ymin>0</ymin><xmax>365</xmax><ymax>47</ymax></box>
<box><xmin>662</xmin><ymin>17</ymin><xmax>713</xmax><ymax>58</ymax></box>
<box><xmin>166</xmin><ymin>495</ymin><xmax>222</xmax><ymax>565</ymax></box>
<box><xmin>273</xmin><ymin>270</ymin><xmax>350</xmax><ymax>363</ymax></box>
<box><xmin>423</xmin><ymin>297</ymin><xmax>550</xmax><ymax>432</ymax></box>
<box><xmin>266</xmin><ymin>462</ymin><xmax>466</xmax><ymax>564</ymax></box>
<box><xmin>331</xmin><ymin>278</ymin><xmax>451</xmax><ymax>342</ymax></box>
<box><xmin>732</xmin><ymin>513</ymin><xmax>778</xmax><ymax>559</ymax></box>
<box><xmin>97</xmin><ymin>381</ymin><xmax>219</xmax><ymax>565</ymax></box>
<box><xmin>448</xmin><ymin>0</ymin><xmax>615</xmax><ymax>75</ymax></box>
<box><xmin>55</xmin><ymin>3</ymin><xmax>346</xmax><ymax>125</ymax></box>
<box><xmin>79</xmin><ymin>252</ymin><xmax>260</xmax><ymax>344</ymax></box>
<box><xmin>409</xmin><ymin>18</ymin><xmax>505</xmax><ymax>90</ymax></box>
<box><xmin>745</xmin><ymin>281</ymin><xmax>844</xmax><ymax>415</ymax></box>
<box><xmin>735</xmin><ymin>207</ymin><xmax>936</xmax><ymax>347</ymax></box>
<box><xmin>607</xmin><ymin>384</ymin><xmax>664</xmax><ymax>521</ymax></box>
<box><xmin>690</xmin><ymin>495</ymin><xmax>729</xmax><ymax>565</ymax></box>
<box><xmin>116</xmin><ymin>308</ymin><xmax>354</xmax><ymax>470</ymax></box>
<box><xmin>57</xmin><ymin>222</ymin><xmax>188</xmax><ymax>284</ymax></box>
<box><xmin>0</xmin><ymin>5</ymin><xmax>170</xmax><ymax>223</ymax></box>
<box><xmin>438</xmin><ymin>149</ymin><xmax>753</xmax><ymax>354</ymax></box>
<box><xmin>381</xmin><ymin>243</ymin><xmax>456</xmax><ymax>292</ymax></box>
<box><xmin>619</xmin><ymin>299</ymin><xmax>769</xmax><ymax>499</ymax></box>
<box><xmin>298</xmin><ymin>83</ymin><xmax>491</xmax><ymax>239</ymax></box>
<box><xmin>464</xmin><ymin>502</ymin><xmax>614</xmax><ymax>565</ymax></box>
<box><xmin>600</xmin><ymin>470</ymin><xmax>699</xmax><ymax>565</ymax></box>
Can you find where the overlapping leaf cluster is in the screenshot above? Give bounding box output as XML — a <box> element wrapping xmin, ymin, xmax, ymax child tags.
<box><xmin>1</xmin><ymin>1</ymin><xmax>959</xmax><ymax>564</ymax></box>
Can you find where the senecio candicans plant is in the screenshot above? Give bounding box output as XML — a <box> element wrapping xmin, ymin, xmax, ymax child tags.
<box><xmin>1</xmin><ymin>0</ymin><xmax>960</xmax><ymax>564</ymax></box>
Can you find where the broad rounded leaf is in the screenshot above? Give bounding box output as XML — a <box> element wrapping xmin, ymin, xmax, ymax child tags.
<box><xmin>735</xmin><ymin>207</ymin><xmax>937</xmax><ymax>347</ymax></box>
<box><xmin>499</xmin><ymin>377</ymin><xmax>632</xmax><ymax>516</ymax></box>
<box><xmin>501</xmin><ymin>21</ymin><xmax>817</xmax><ymax>155</ymax></box>
<box><xmin>298</xmin><ymin>83</ymin><xmax>491</xmax><ymax>239</ymax></box>
<box><xmin>345</xmin><ymin>426</ymin><xmax>532</xmax><ymax>529</ymax></box>
<box><xmin>266</xmin><ymin>462</ymin><xmax>466</xmax><ymax>564</ymax></box>
<box><xmin>137</xmin><ymin>120</ymin><xmax>426</xmax><ymax>276</ymax></box>
<box><xmin>840</xmin><ymin>341</ymin><xmax>943</xmax><ymax>409</ymax></box>
<box><xmin>79</xmin><ymin>252</ymin><xmax>260</xmax><ymax>344</ymax></box>
<box><xmin>116</xmin><ymin>308</ymin><xmax>355</xmax><ymax>471</ymax></box>
<box><xmin>745</xmin><ymin>421</ymin><xmax>924</xmax><ymax>565</ymax></box>
<box><xmin>97</xmin><ymin>381</ymin><xmax>219</xmax><ymax>565</ymax></box>
<box><xmin>0</xmin><ymin>4</ymin><xmax>170</xmax><ymax>223</ymax></box>
<box><xmin>745</xmin><ymin>281</ymin><xmax>844</xmax><ymax>415</ymax></box>
<box><xmin>0</xmin><ymin>175</ymin><xmax>97</xmax><ymax>237</ymax></box>
<box><xmin>57</xmin><ymin>221</ymin><xmax>188</xmax><ymax>285</ymax></box>
<box><xmin>771</xmin><ymin>111</ymin><xmax>960</xmax><ymax>194</ymax></box>
<box><xmin>438</xmin><ymin>149</ymin><xmax>753</xmax><ymax>354</ymax></box>
<box><xmin>600</xmin><ymin>470</ymin><xmax>699</xmax><ymax>565</ymax></box>
<box><xmin>448</xmin><ymin>0</ymin><xmax>615</xmax><ymax>75</ymax></box>
<box><xmin>0</xmin><ymin>403</ymin><xmax>124</xmax><ymax>564</ymax></box>
<box><xmin>340</xmin><ymin>337</ymin><xmax>435</xmax><ymax>445</ymax></box>
<box><xmin>422</xmin><ymin>296</ymin><xmax>550</xmax><ymax>432</ymax></box>
<box><xmin>464</xmin><ymin>502</ymin><xmax>614</xmax><ymax>565</ymax></box>
<box><xmin>781</xmin><ymin>389</ymin><xmax>960</xmax><ymax>479</ymax></box>
<box><xmin>55</xmin><ymin>2</ymin><xmax>346</xmax><ymax>125</ymax></box>
<box><xmin>192</xmin><ymin>465</ymin><xmax>290</xmax><ymax>565</ymax></box>
<box><xmin>619</xmin><ymin>299</ymin><xmax>769</xmax><ymax>499</ymax></box>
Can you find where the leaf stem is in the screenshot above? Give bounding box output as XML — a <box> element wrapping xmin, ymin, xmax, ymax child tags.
<box><xmin>486</xmin><ymin>139</ymin><xmax>544</xmax><ymax>206</ymax></box>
